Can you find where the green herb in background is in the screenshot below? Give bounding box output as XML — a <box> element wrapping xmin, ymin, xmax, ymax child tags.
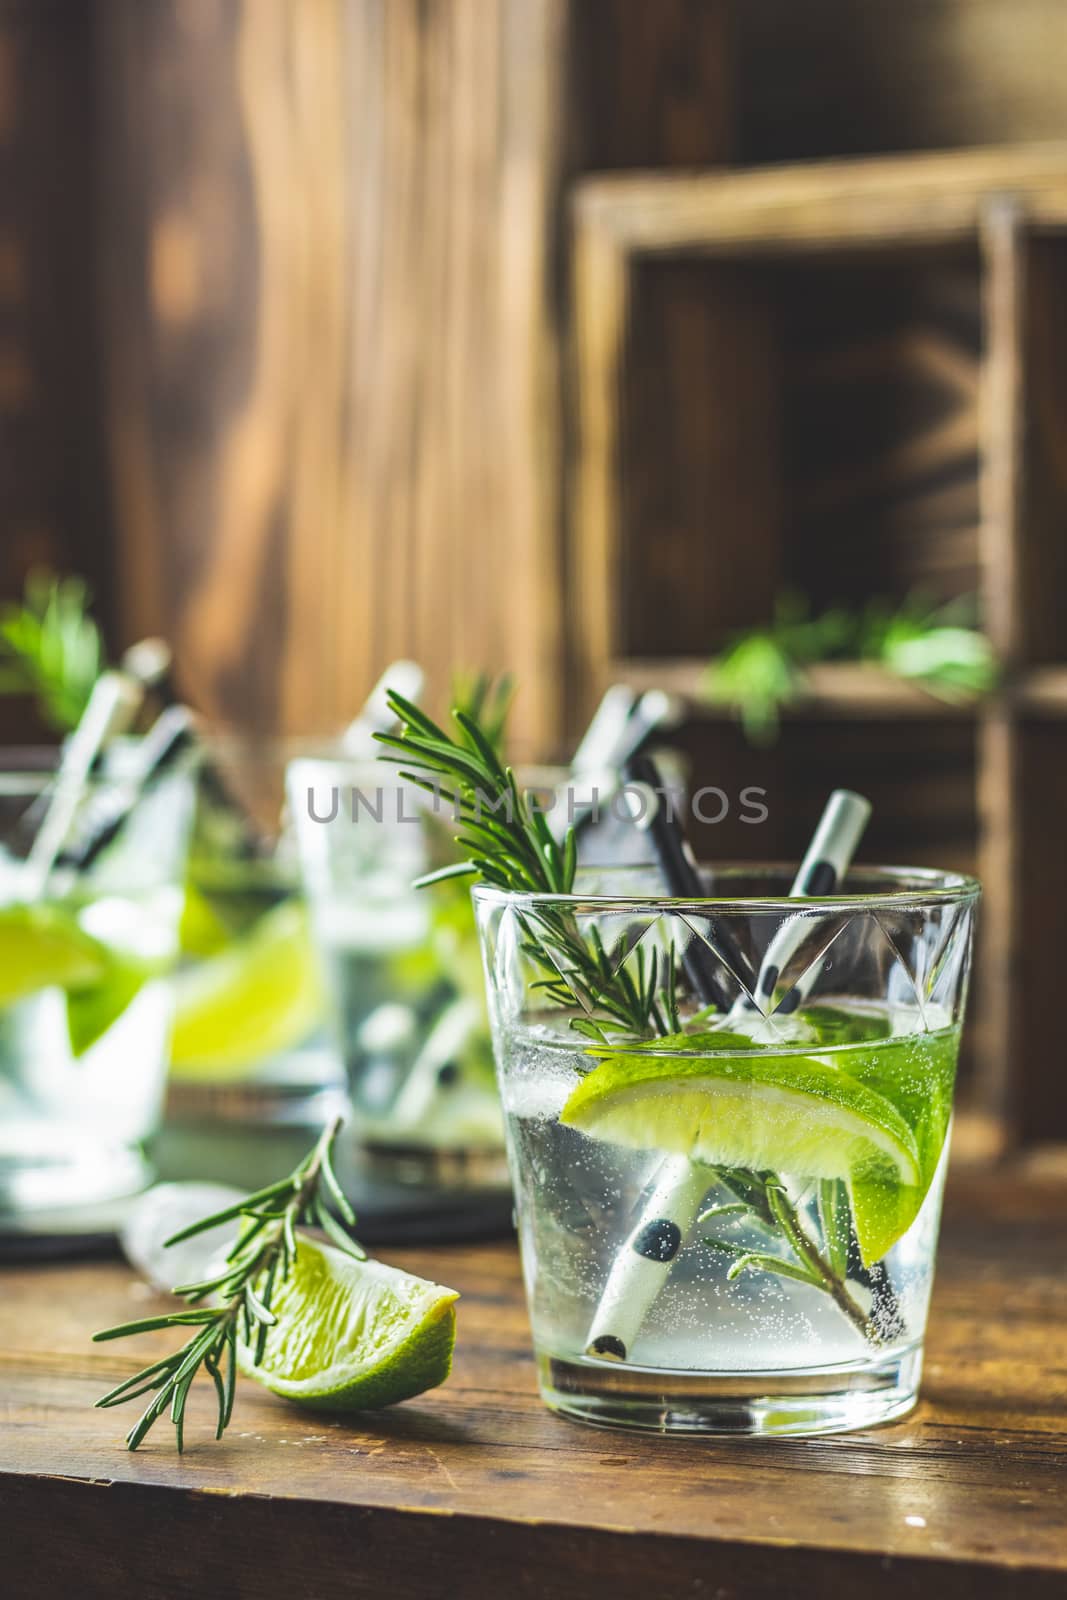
<box><xmin>0</xmin><ymin>569</ymin><xmax>104</xmax><ymax>732</ymax></box>
<box><xmin>862</xmin><ymin>593</ymin><xmax>999</xmax><ymax>700</ymax></box>
<box><xmin>704</xmin><ymin>590</ymin><xmax>998</xmax><ymax>744</ymax></box>
<box><xmin>703</xmin><ymin>593</ymin><xmax>853</xmax><ymax>744</ymax></box>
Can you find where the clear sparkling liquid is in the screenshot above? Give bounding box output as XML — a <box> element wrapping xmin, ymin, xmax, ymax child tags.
<box><xmin>315</xmin><ymin>898</ymin><xmax>503</xmax><ymax>1154</ymax></box>
<box><xmin>0</xmin><ymin>890</ymin><xmax>181</xmax><ymax>1216</ymax></box>
<box><xmin>498</xmin><ymin>1013</ymin><xmax>954</xmax><ymax>1379</ymax></box>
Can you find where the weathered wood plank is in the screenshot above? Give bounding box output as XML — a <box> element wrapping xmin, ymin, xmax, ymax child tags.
<box><xmin>95</xmin><ymin>0</ymin><xmax>571</xmax><ymax>747</ymax></box>
<box><xmin>781</xmin><ymin>253</ymin><xmax>982</xmax><ymax>613</ymax></box>
<box><xmin>1014</xmin><ymin>722</ymin><xmax>1067</xmax><ymax>1140</ymax></box>
<box><xmin>93</xmin><ymin>0</ymin><xmax>734</xmax><ymax>753</ymax></box>
<box><xmin>615</xmin><ymin>659</ymin><xmax>983</xmax><ymax>718</ymax></box>
<box><xmin>1</xmin><ymin>1169</ymin><xmax>1066</xmax><ymax>1599</ymax></box>
<box><xmin>574</xmin><ymin>144</ymin><xmax>1067</xmax><ymax>255</ymax></box>
<box><xmin>1018</xmin><ymin>233</ymin><xmax>1067</xmax><ymax>666</ymax></box>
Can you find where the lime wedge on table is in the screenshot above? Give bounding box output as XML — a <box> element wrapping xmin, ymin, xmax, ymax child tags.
<box><xmin>0</xmin><ymin>903</ymin><xmax>108</xmax><ymax>1006</ymax></box>
<box><xmin>169</xmin><ymin>900</ymin><xmax>323</xmax><ymax>1079</ymax></box>
<box><xmin>562</xmin><ymin>1029</ymin><xmax>957</xmax><ymax>1263</ymax></box>
<box><xmin>237</xmin><ymin>1234</ymin><xmax>459</xmax><ymax>1410</ymax></box>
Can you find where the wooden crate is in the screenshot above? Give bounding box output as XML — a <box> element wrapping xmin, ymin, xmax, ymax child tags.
<box><xmin>570</xmin><ymin>143</ymin><xmax>1067</xmax><ymax>1143</ymax></box>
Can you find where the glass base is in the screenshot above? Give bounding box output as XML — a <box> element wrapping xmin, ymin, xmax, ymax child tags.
<box><xmin>333</xmin><ymin>1135</ymin><xmax>515</xmax><ymax>1243</ymax></box>
<box><xmin>350</xmin><ymin>1137</ymin><xmax>511</xmax><ymax>1193</ymax></box>
<box><xmin>155</xmin><ymin>1079</ymin><xmax>349</xmax><ymax>1191</ymax></box>
<box><xmin>538</xmin><ymin>1344</ymin><xmax>923</xmax><ymax>1438</ymax></box>
<box><xmin>0</xmin><ymin>1141</ymin><xmax>152</xmax><ymax>1234</ymax></box>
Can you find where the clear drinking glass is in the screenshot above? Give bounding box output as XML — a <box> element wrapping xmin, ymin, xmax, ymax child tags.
<box><xmin>0</xmin><ymin>765</ymin><xmax>195</xmax><ymax>1226</ymax></box>
<box><xmin>474</xmin><ymin>863</ymin><xmax>979</xmax><ymax>1436</ymax></box>
<box><xmin>159</xmin><ymin>738</ymin><xmax>344</xmax><ymax>1188</ymax></box>
<box><xmin>288</xmin><ymin>758</ymin><xmax>509</xmax><ymax>1227</ymax></box>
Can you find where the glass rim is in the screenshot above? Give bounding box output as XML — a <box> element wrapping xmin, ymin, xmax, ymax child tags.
<box><xmin>471</xmin><ymin>862</ymin><xmax>981</xmax><ymax>915</ymax></box>
<box><xmin>0</xmin><ymin>768</ymin><xmax>193</xmax><ymax>797</ymax></box>
<box><xmin>288</xmin><ymin>754</ymin><xmax>571</xmax><ymax>781</ymax></box>
<box><xmin>0</xmin><ymin>774</ymin><xmax>55</xmax><ymax>795</ymax></box>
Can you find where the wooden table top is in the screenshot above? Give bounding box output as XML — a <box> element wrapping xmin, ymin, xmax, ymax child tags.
<box><xmin>3</xmin><ymin>1167</ymin><xmax>1066</xmax><ymax>1599</ymax></box>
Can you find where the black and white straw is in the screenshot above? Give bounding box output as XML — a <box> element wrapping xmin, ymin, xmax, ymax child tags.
<box><xmin>550</xmin><ymin>688</ymin><xmax>685</xmax><ymax>842</ymax></box>
<box><xmin>583</xmin><ymin>753</ymin><xmax>754</xmax><ymax>1362</ymax></box>
<box><xmin>733</xmin><ymin>788</ymin><xmax>871</xmax><ymax>1019</ymax></box>
<box><xmin>342</xmin><ymin>661</ymin><xmax>425</xmax><ymax>757</ymax></box>
<box><xmin>21</xmin><ymin>670</ymin><xmax>144</xmax><ymax>899</ymax></box>
<box><xmin>57</xmin><ymin>706</ymin><xmax>199</xmax><ymax>871</ymax></box>
<box><xmin>583</xmin><ymin>787</ymin><xmax>872</xmax><ymax>1365</ymax></box>
<box><xmin>585</xmin><ymin>1155</ymin><xmax>713</xmax><ymax>1362</ymax></box>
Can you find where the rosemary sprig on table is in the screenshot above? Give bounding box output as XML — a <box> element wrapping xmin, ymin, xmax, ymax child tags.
<box><xmin>93</xmin><ymin>1118</ymin><xmax>361</xmax><ymax>1451</ymax></box>
<box><xmin>376</xmin><ymin>688</ymin><xmax>895</xmax><ymax>1345</ymax></box>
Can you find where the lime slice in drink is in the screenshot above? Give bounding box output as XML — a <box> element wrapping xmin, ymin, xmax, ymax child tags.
<box><xmin>169</xmin><ymin>900</ymin><xmax>323</xmax><ymax>1079</ymax></box>
<box><xmin>66</xmin><ymin>953</ymin><xmax>151</xmax><ymax>1057</ymax></box>
<box><xmin>178</xmin><ymin>885</ymin><xmax>233</xmax><ymax>958</ymax></box>
<box><xmin>562</xmin><ymin>1035</ymin><xmax>923</xmax><ymax>1262</ymax></box>
<box><xmin>0</xmin><ymin>903</ymin><xmax>109</xmax><ymax>1007</ymax></box>
<box><xmin>826</xmin><ymin>1029</ymin><xmax>959</xmax><ymax>1263</ymax></box>
<box><xmin>237</xmin><ymin>1234</ymin><xmax>459</xmax><ymax>1410</ymax></box>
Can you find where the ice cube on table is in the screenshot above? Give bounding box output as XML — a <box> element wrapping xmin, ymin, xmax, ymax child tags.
<box><xmin>120</xmin><ymin>1182</ymin><xmax>245</xmax><ymax>1292</ymax></box>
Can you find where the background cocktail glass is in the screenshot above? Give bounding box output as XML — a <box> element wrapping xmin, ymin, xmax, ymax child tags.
<box><xmin>288</xmin><ymin>757</ymin><xmax>510</xmax><ymax>1233</ymax></box>
<box><xmin>0</xmin><ymin>763</ymin><xmax>195</xmax><ymax>1228</ymax></box>
<box><xmin>156</xmin><ymin>737</ymin><xmax>345</xmax><ymax>1189</ymax></box>
<box><xmin>474</xmin><ymin>864</ymin><xmax>979</xmax><ymax>1436</ymax></box>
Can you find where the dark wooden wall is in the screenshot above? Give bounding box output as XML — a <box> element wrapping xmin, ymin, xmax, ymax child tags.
<box><xmin>0</xmin><ymin>0</ymin><xmax>732</xmax><ymax>753</ymax></box>
<box><xmin>96</xmin><ymin>0</ymin><xmax>572</xmax><ymax>746</ymax></box>
<box><xmin>5</xmin><ymin>0</ymin><xmax>1067</xmax><ymax>747</ymax></box>
<box><xmin>737</xmin><ymin>0</ymin><xmax>1067</xmax><ymax>162</ymax></box>
<box><xmin>0</xmin><ymin>1</ymin><xmax>113</xmax><ymax>741</ymax></box>
<box><xmin>2</xmin><ymin>0</ymin><xmax>737</xmax><ymax>743</ymax></box>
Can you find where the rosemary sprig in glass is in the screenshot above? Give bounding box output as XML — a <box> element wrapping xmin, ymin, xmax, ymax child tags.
<box><xmin>450</xmin><ymin>669</ymin><xmax>515</xmax><ymax>756</ymax></box>
<box><xmin>93</xmin><ymin>1117</ymin><xmax>362</xmax><ymax>1451</ymax></box>
<box><xmin>701</xmin><ymin>1174</ymin><xmax>883</xmax><ymax>1343</ymax></box>
<box><xmin>375</xmin><ymin>690</ymin><xmax>661</xmax><ymax>1038</ymax></box>
<box><xmin>376</xmin><ymin>690</ymin><xmax>895</xmax><ymax>1345</ymax></box>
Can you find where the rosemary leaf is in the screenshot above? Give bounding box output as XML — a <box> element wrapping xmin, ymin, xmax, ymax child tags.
<box><xmin>164</xmin><ymin>1179</ymin><xmax>295</xmax><ymax>1246</ymax></box>
<box><xmin>204</xmin><ymin>1349</ymin><xmax>227</xmax><ymax>1440</ymax></box>
<box><xmin>726</xmin><ymin>1253</ymin><xmax>821</xmax><ymax>1288</ymax></box>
